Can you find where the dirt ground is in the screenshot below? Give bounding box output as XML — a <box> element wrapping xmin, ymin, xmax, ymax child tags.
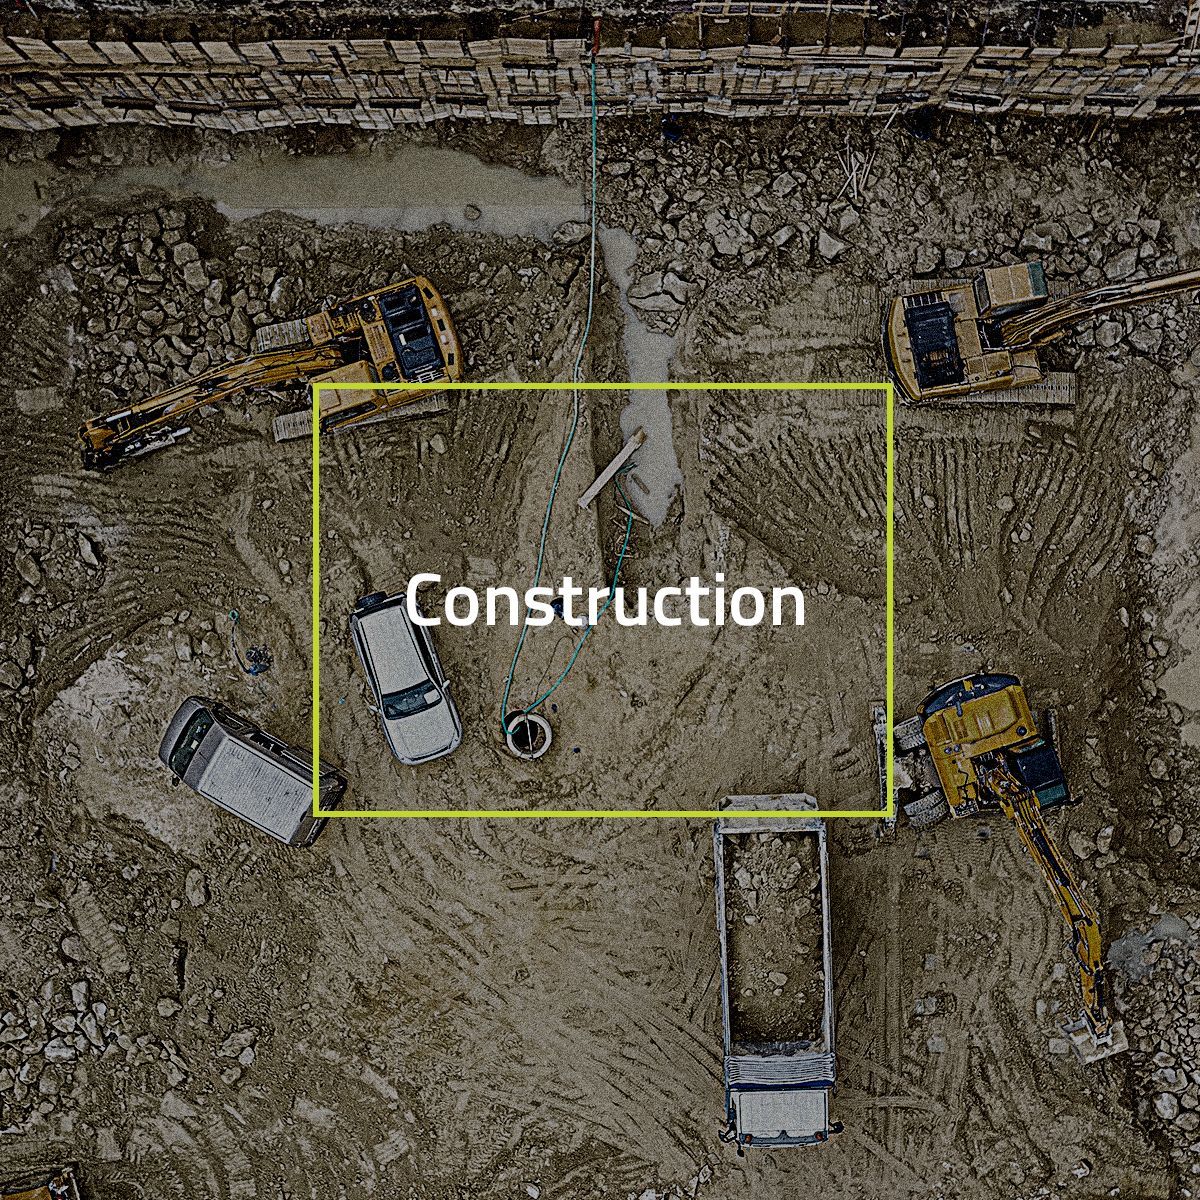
<box><xmin>1</xmin><ymin>109</ymin><xmax>1199</xmax><ymax>1200</ymax></box>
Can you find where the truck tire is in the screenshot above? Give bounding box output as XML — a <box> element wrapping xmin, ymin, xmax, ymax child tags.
<box><xmin>894</xmin><ymin>715</ymin><xmax>926</xmax><ymax>753</ymax></box>
<box><xmin>904</xmin><ymin>789</ymin><xmax>950</xmax><ymax>830</ymax></box>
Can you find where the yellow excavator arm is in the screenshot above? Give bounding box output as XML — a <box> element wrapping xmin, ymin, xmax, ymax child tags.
<box><xmin>77</xmin><ymin>276</ymin><xmax>463</xmax><ymax>471</ymax></box>
<box><xmin>79</xmin><ymin>343</ymin><xmax>346</xmax><ymax>471</ymax></box>
<box><xmin>1000</xmin><ymin>266</ymin><xmax>1200</xmax><ymax>349</ymax></box>
<box><xmin>977</xmin><ymin>762</ymin><xmax>1125</xmax><ymax>1056</ymax></box>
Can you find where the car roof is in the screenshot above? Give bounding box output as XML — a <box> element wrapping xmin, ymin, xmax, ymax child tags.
<box><xmin>195</xmin><ymin>732</ymin><xmax>310</xmax><ymax>840</ymax></box>
<box><xmin>356</xmin><ymin>600</ymin><xmax>429</xmax><ymax>694</ymax></box>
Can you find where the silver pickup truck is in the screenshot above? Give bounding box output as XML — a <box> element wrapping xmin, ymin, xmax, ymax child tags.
<box><xmin>159</xmin><ymin>696</ymin><xmax>346</xmax><ymax>846</ymax></box>
<box><xmin>714</xmin><ymin>795</ymin><xmax>837</xmax><ymax>1150</ymax></box>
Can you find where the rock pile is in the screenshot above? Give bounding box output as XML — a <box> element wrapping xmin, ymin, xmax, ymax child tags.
<box><xmin>1</xmin><ymin>517</ymin><xmax>106</xmax><ymax>710</ymax></box>
<box><xmin>723</xmin><ymin>832</ymin><xmax>825</xmax><ymax>1047</ymax></box>
<box><xmin>584</xmin><ymin>118</ymin><xmax>1200</xmax><ymax>373</ymax></box>
<box><xmin>1118</xmin><ymin>914</ymin><xmax>1200</xmax><ymax>1176</ymax></box>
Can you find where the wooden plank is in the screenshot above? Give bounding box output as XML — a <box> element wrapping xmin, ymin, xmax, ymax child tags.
<box><xmin>577</xmin><ymin>426</ymin><xmax>646</xmax><ymax>509</ymax></box>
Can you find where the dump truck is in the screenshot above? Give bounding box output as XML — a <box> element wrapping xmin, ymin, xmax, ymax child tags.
<box><xmin>78</xmin><ymin>276</ymin><xmax>461</xmax><ymax>470</ymax></box>
<box><xmin>887</xmin><ymin>672</ymin><xmax>1128</xmax><ymax>1063</ymax></box>
<box><xmin>1</xmin><ymin>1165</ymin><xmax>82</xmax><ymax>1200</ymax></box>
<box><xmin>884</xmin><ymin>260</ymin><xmax>1200</xmax><ymax>402</ymax></box>
<box><xmin>713</xmin><ymin>795</ymin><xmax>838</xmax><ymax>1150</ymax></box>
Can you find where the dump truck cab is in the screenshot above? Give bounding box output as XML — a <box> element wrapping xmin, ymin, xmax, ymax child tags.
<box><xmin>714</xmin><ymin>795</ymin><xmax>837</xmax><ymax>1150</ymax></box>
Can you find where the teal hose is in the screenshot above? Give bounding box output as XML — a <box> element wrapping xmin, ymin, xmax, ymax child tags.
<box><xmin>499</xmin><ymin>52</ymin><xmax>606</xmax><ymax>732</ymax></box>
<box><xmin>516</xmin><ymin>472</ymin><xmax>636</xmax><ymax>716</ymax></box>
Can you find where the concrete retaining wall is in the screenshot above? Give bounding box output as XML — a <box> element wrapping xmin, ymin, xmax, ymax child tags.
<box><xmin>1</xmin><ymin>12</ymin><xmax>1198</xmax><ymax>133</ymax></box>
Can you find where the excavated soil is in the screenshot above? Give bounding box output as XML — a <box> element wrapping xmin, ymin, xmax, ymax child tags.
<box><xmin>723</xmin><ymin>833</ymin><xmax>825</xmax><ymax>1049</ymax></box>
<box><xmin>1</xmin><ymin>112</ymin><xmax>1199</xmax><ymax>1200</ymax></box>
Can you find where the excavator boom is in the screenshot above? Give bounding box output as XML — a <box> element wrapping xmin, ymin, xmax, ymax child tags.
<box><xmin>977</xmin><ymin>763</ymin><xmax>1125</xmax><ymax>1059</ymax></box>
<box><xmin>79</xmin><ymin>343</ymin><xmax>345</xmax><ymax>471</ymax></box>
<box><xmin>1000</xmin><ymin>266</ymin><xmax>1200</xmax><ymax>349</ymax></box>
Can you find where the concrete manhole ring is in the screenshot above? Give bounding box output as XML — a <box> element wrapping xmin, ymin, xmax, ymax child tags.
<box><xmin>503</xmin><ymin>712</ymin><xmax>553</xmax><ymax>760</ymax></box>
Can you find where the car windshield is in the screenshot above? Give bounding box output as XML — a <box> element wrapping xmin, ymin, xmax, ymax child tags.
<box><xmin>382</xmin><ymin>680</ymin><xmax>442</xmax><ymax>720</ymax></box>
<box><xmin>169</xmin><ymin>709</ymin><xmax>214</xmax><ymax>775</ymax></box>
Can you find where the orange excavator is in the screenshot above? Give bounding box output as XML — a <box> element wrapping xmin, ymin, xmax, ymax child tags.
<box><xmin>78</xmin><ymin>276</ymin><xmax>461</xmax><ymax>471</ymax></box>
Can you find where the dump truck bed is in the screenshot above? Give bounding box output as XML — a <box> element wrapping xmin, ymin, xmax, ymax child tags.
<box><xmin>714</xmin><ymin>795</ymin><xmax>836</xmax><ymax>1148</ymax></box>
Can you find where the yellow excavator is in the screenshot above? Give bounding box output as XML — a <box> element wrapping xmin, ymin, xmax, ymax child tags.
<box><xmin>1</xmin><ymin>1166</ymin><xmax>82</xmax><ymax>1200</ymax></box>
<box><xmin>884</xmin><ymin>260</ymin><xmax>1200</xmax><ymax>402</ymax></box>
<box><xmin>890</xmin><ymin>672</ymin><xmax>1128</xmax><ymax>1063</ymax></box>
<box><xmin>78</xmin><ymin>276</ymin><xmax>461</xmax><ymax>471</ymax></box>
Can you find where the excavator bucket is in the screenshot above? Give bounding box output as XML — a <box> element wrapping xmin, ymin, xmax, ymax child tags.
<box><xmin>1063</xmin><ymin>1016</ymin><xmax>1129</xmax><ymax>1064</ymax></box>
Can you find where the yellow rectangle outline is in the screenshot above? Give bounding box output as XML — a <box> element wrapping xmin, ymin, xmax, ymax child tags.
<box><xmin>311</xmin><ymin>381</ymin><xmax>895</xmax><ymax>820</ymax></box>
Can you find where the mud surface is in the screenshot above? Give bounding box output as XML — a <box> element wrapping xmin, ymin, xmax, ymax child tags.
<box><xmin>723</xmin><ymin>833</ymin><xmax>824</xmax><ymax>1049</ymax></box>
<box><xmin>1</xmin><ymin>112</ymin><xmax>1199</xmax><ymax>1199</ymax></box>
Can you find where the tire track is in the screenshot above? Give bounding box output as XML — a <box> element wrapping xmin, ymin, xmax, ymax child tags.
<box><xmin>321</xmin><ymin>820</ymin><xmax>721</xmax><ymax>1183</ymax></box>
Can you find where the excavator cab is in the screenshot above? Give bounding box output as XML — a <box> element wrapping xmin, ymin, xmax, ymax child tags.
<box><xmin>917</xmin><ymin>672</ymin><xmax>1059</xmax><ymax>817</ymax></box>
<box><xmin>379</xmin><ymin>283</ymin><xmax>450</xmax><ymax>382</ymax></box>
<box><xmin>885</xmin><ymin>257</ymin><xmax>1200</xmax><ymax>402</ymax></box>
<box><xmin>917</xmin><ymin>672</ymin><xmax>1075</xmax><ymax>816</ymax></box>
<box><xmin>1003</xmin><ymin>737</ymin><xmax>1070</xmax><ymax>810</ymax></box>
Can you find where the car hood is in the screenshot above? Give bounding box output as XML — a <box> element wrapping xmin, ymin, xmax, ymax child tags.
<box><xmin>385</xmin><ymin>694</ymin><xmax>461</xmax><ymax>762</ymax></box>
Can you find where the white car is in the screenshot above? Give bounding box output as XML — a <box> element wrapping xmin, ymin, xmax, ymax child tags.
<box><xmin>349</xmin><ymin>590</ymin><xmax>462</xmax><ymax>765</ymax></box>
